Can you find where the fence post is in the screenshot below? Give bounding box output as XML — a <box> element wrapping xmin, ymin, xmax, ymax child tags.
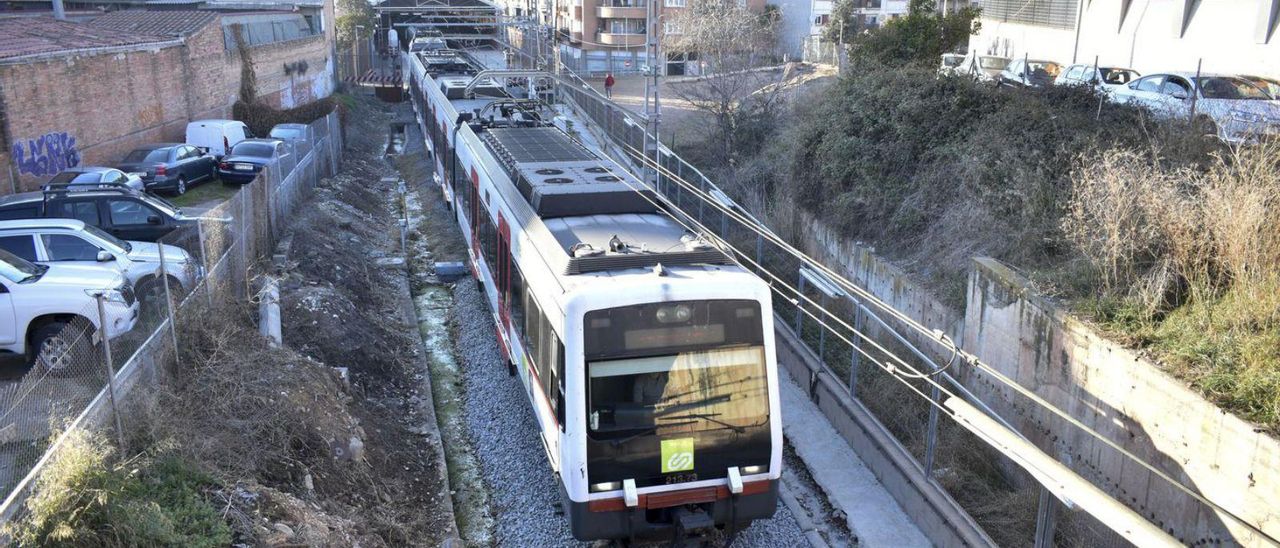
<box><xmin>925</xmin><ymin>384</ymin><xmax>940</xmax><ymax>476</ymax></box>
<box><xmin>240</xmin><ymin>184</ymin><xmax>249</xmax><ymax>299</ymax></box>
<box><xmin>1033</xmin><ymin>487</ymin><xmax>1059</xmax><ymax>548</ymax></box>
<box><xmin>196</xmin><ymin>221</ymin><xmax>213</xmax><ymax>307</ymax></box>
<box><xmin>818</xmin><ymin>292</ymin><xmax>827</xmax><ymax>360</ymax></box>
<box><xmin>795</xmin><ymin>274</ymin><xmax>806</xmax><ymax>333</ymax></box>
<box><xmin>849</xmin><ymin>298</ymin><xmax>863</xmax><ymax>394</ymax></box>
<box><xmin>156</xmin><ymin>242</ymin><xmax>181</xmax><ymax>375</ymax></box>
<box><xmin>95</xmin><ymin>295</ymin><xmax>126</xmax><ymax>451</ymax></box>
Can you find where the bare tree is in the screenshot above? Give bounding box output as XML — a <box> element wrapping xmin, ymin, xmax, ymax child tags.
<box><xmin>666</xmin><ymin>0</ymin><xmax>786</xmax><ymax>165</ymax></box>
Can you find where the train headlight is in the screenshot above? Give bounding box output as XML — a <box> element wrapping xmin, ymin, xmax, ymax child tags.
<box><xmin>741</xmin><ymin>465</ymin><xmax>767</xmax><ymax>475</ymax></box>
<box><xmin>655</xmin><ymin>304</ymin><xmax>692</xmax><ymax>324</ymax></box>
<box><xmin>590</xmin><ymin>481</ymin><xmax>622</xmax><ymax>493</ymax></box>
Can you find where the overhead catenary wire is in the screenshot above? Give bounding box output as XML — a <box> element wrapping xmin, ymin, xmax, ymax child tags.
<box><xmin>602</xmin><ymin>130</ymin><xmax>1277</xmax><ymax>544</ymax></box>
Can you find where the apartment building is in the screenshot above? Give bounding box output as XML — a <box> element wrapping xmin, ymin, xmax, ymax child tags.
<box><xmin>553</xmin><ymin>0</ymin><xmax>766</xmax><ymax>75</ymax></box>
<box><xmin>973</xmin><ymin>0</ymin><xmax>1280</xmax><ymax>77</ymax></box>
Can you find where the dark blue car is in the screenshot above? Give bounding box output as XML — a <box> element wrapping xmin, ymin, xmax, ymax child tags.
<box><xmin>116</xmin><ymin>143</ymin><xmax>216</xmax><ymax>196</ymax></box>
<box><xmin>217</xmin><ymin>139</ymin><xmax>289</xmax><ymax>184</ymax></box>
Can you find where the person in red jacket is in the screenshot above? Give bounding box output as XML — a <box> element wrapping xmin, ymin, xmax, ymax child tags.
<box><xmin>604</xmin><ymin>73</ymin><xmax>615</xmax><ymax>99</ymax></box>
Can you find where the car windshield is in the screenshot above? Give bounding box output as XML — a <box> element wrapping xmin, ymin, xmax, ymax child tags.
<box><xmin>231</xmin><ymin>143</ymin><xmax>275</xmax><ymax>158</ymax></box>
<box><xmin>979</xmin><ymin>57</ymin><xmax>1009</xmax><ymax>70</ymax></box>
<box><xmin>1244</xmin><ymin>77</ymin><xmax>1280</xmax><ymax>99</ymax></box>
<box><xmin>0</xmin><ymin>248</ymin><xmax>46</xmax><ymax>283</ymax></box>
<box><xmin>941</xmin><ymin>55</ymin><xmax>963</xmax><ymax>67</ymax></box>
<box><xmin>1027</xmin><ymin>62</ymin><xmax>1061</xmax><ymax>77</ymax></box>
<box><xmin>83</xmin><ymin>223</ymin><xmax>132</xmax><ymax>253</ymax></box>
<box><xmin>1196</xmin><ymin>77</ymin><xmax>1272</xmax><ymax>100</ymax></box>
<box><xmin>48</xmin><ymin>172</ymin><xmax>100</xmax><ymax>185</ymax></box>
<box><xmin>124</xmin><ymin>148</ymin><xmax>170</xmax><ymax>163</ymax></box>
<box><xmin>270</xmin><ymin>128</ymin><xmax>303</xmax><ymax>140</ymax></box>
<box><xmin>1099</xmin><ymin>68</ymin><xmax>1138</xmax><ymax>84</ymax></box>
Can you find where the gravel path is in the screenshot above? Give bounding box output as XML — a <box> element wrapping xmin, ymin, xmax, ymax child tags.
<box><xmin>448</xmin><ymin>278</ymin><xmax>812</xmax><ymax>547</ymax></box>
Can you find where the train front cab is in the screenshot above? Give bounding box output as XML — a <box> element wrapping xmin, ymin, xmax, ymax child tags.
<box><xmin>560</xmin><ymin>284</ymin><xmax>782</xmax><ymax>542</ymax></box>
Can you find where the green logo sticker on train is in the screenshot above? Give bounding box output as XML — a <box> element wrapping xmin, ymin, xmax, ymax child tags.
<box><xmin>661</xmin><ymin>438</ymin><xmax>695</xmax><ymax>473</ymax></box>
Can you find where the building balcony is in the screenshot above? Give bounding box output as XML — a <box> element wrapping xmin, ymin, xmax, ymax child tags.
<box><xmin>596</xmin><ymin>32</ymin><xmax>646</xmax><ymax>46</ymax></box>
<box><xmin>597</xmin><ymin>4</ymin><xmax>646</xmax><ymax>17</ymax></box>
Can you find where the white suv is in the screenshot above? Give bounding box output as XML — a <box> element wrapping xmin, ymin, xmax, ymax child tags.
<box><xmin>0</xmin><ymin>219</ymin><xmax>199</xmax><ymax>303</ymax></box>
<box><xmin>0</xmin><ymin>248</ymin><xmax>138</xmax><ymax>370</ymax></box>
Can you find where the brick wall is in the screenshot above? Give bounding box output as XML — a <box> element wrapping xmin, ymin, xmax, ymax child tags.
<box><xmin>0</xmin><ymin>9</ymin><xmax>335</xmax><ymax>193</ymax></box>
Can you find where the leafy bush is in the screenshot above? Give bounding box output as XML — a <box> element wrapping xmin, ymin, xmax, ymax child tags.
<box><xmin>7</xmin><ymin>430</ymin><xmax>231</xmax><ymax>548</ymax></box>
<box><xmin>827</xmin><ymin>0</ymin><xmax>980</xmax><ymax>66</ymax></box>
<box><xmin>755</xmin><ymin>65</ymin><xmax>1217</xmax><ymax>299</ymax></box>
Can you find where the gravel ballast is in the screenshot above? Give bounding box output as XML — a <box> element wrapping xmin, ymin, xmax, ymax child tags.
<box><xmin>448</xmin><ymin>278</ymin><xmax>811</xmax><ymax>547</ymax></box>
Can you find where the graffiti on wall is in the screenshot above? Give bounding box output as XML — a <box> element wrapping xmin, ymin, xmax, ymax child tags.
<box><xmin>11</xmin><ymin>132</ymin><xmax>80</xmax><ymax>177</ymax></box>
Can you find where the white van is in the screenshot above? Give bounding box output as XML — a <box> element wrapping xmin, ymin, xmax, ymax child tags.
<box><xmin>185</xmin><ymin>120</ymin><xmax>250</xmax><ymax>158</ymax></box>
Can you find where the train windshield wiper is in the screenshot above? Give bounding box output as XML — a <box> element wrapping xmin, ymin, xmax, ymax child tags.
<box><xmin>659</xmin><ymin>413</ymin><xmax>745</xmax><ymax>433</ymax></box>
<box><xmin>654</xmin><ymin>394</ymin><xmax>731</xmax><ymax>417</ymax></box>
<box><xmin>608</xmin><ymin>420</ymin><xmax>697</xmax><ymax>447</ymax></box>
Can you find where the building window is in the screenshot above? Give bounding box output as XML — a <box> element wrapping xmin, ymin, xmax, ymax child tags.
<box><xmin>664</xmin><ymin>21</ymin><xmax>683</xmax><ymax>34</ymax></box>
<box><xmin>665</xmin><ymin>0</ymin><xmax>686</xmax><ymax>7</ymax></box>
<box><xmin>222</xmin><ymin>15</ymin><xmax>321</xmax><ymax>50</ymax></box>
<box><xmin>981</xmin><ymin>0</ymin><xmax>1079</xmax><ymax>29</ymax></box>
<box><xmin>815</xmin><ymin>14</ymin><xmax>830</xmax><ymax>25</ymax></box>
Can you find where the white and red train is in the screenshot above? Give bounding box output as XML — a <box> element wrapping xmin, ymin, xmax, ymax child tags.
<box><xmin>405</xmin><ymin>47</ymin><xmax>782</xmax><ymax>542</ymax></box>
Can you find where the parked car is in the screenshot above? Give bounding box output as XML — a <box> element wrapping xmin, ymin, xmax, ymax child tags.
<box><xmin>186</xmin><ymin>119</ymin><xmax>251</xmax><ymax>159</ymax></box>
<box><xmin>1239</xmin><ymin>74</ymin><xmax>1280</xmax><ymax>99</ymax></box>
<box><xmin>116</xmin><ymin>143</ymin><xmax>217</xmax><ymax>196</ymax></box>
<box><xmin>0</xmin><ymin>219</ymin><xmax>199</xmax><ymax>303</ymax></box>
<box><xmin>269</xmin><ymin>123</ymin><xmax>313</xmax><ymax>156</ymax></box>
<box><xmin>47</xmin><ymin>167</ymin><xmax>144</xmax><ymax>192</ymax></box>
<box><xmin>0</xmin><ymin>186</ymin><xmax>196</xmax><ymax>242</ymax></box>
<box><xmin>998</xmin><ymin>58</ymin><xmax>1063</xmax><ymax>88</ymax></box>
<box><xmin>1054</xmin><ymin>64</ymin><xmax>1140</xmax><ymax>93</ymax></box>
<box><xmin>961</xmin><ymin>53</ymin><xmax>1011</xmax><ymax>83</ymax></box>
<box><xmin>0</xmin><ymin>247</ymin><xmax>138</xmax><ymax>371</ymax></box>
<box><xmin>217</xmin><ymin>139</ymin><xmax>290</xmax><ymax>184</ymax></box>
<box><xmin>1111</xmin><ymin>72</ymin><xmax>1280</xmax><ymax>143</ymax></box>
<box><xmin>938</xmin><ymin>53</ymin><xmax>965</xmax><ymax>77</ymax></box>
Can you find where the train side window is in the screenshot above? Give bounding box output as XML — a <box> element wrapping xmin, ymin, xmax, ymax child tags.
<box><xmin>554</xmin><ymin>340</ymin><xmax>565</xmax><ymax>430</ymax></box>
<box><xmin>525</xmin><ymin>292</ymin><xmax>543</xmax><ymax>365</ymax></box>
<box><xmin>538</xmin><ymin>315</ymin><xmax>558</xmax><ymax>400</ymax></box>
<box><xmin>509</xmin><ymin>260</ymin><xmax>525</xmax><ymax>333</ymax></box>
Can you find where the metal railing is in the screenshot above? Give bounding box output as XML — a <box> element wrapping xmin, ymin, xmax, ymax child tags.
<box><xmin>556</xmin><ymin>68</ymin><xmax>1136</xmax><ymax>547</ymax></box>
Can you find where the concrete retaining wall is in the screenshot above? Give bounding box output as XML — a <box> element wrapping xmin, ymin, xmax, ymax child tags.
<box><xmin>962</xmin><ymin>258</ymin><xmax>1278</xmax><ymax>546</ymax></box>
<box><xmin>795</xmin><ymin>213</ymin><xmax>1278</xmax><ymax>545</ymax></box>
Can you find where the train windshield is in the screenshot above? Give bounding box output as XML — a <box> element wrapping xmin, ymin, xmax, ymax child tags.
<box><xmin>584</xmin><ymin>300</ymin><xmax>772</xmax><ymax>489</ymax></box>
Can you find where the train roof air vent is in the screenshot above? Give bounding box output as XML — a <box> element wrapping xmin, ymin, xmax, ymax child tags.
<box><xmin>535</xmin><ymin>168</ymin><xmax>565</xmax><ymax>175</ymax></box>
<box><xmin>595</xmin><ymin>175</ymin><xmax>621</xmax><ymax>182</ymax></box>
<box><xmin>584</xmin><ymin>166</ymin><xmax>609</xmax><ymax>174</ymax></box>
<box><xmin>545</xmin><ymin>177</ymin><xmax>575</xmax><ymax>184</ymax></box>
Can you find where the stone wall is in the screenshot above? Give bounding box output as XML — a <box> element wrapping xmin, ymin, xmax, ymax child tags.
<box><xmin>0</xmin><ymin>11</ymin><xmax>334</xmax><ymax>193</ymax></box>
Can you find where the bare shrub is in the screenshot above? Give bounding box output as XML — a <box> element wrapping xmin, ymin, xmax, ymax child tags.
<box><xmin>1061</xmin><ymin>149</ymin><xmax>1173</xmax><ymax>292</ymax></box>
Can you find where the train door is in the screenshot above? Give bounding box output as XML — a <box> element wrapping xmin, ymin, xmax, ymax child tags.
<box><xmin>496</xmin><ymin>213</ymin><xmax>511</xmax><ymax>332</ymax></box>
<box><xmin>469</xmin><ymin>167</ymin><xmax>481</xmax><ymax>256</ymax></box>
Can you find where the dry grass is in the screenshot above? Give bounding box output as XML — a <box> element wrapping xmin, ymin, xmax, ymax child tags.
<box><xmin>1064</xmin><ymin>142</ymin><xmax>1280</xmax><ymax>428</ymax></box>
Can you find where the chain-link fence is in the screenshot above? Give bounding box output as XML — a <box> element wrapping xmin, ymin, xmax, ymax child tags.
<box><xmin>0</xmin><ymin>111</ymin><xmax>342</xmax><ymax>520</ymax></box>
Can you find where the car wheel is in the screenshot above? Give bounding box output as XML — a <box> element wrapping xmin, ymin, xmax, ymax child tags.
<box><xmin>30</xmin><ymin>321</ymin><xmax>89</xmax><ymax>375</ymax></box>
<box><xmin>175</xmin><ymin>176</ymin><xmax>188</xmax><ymax>196</ymax></box>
